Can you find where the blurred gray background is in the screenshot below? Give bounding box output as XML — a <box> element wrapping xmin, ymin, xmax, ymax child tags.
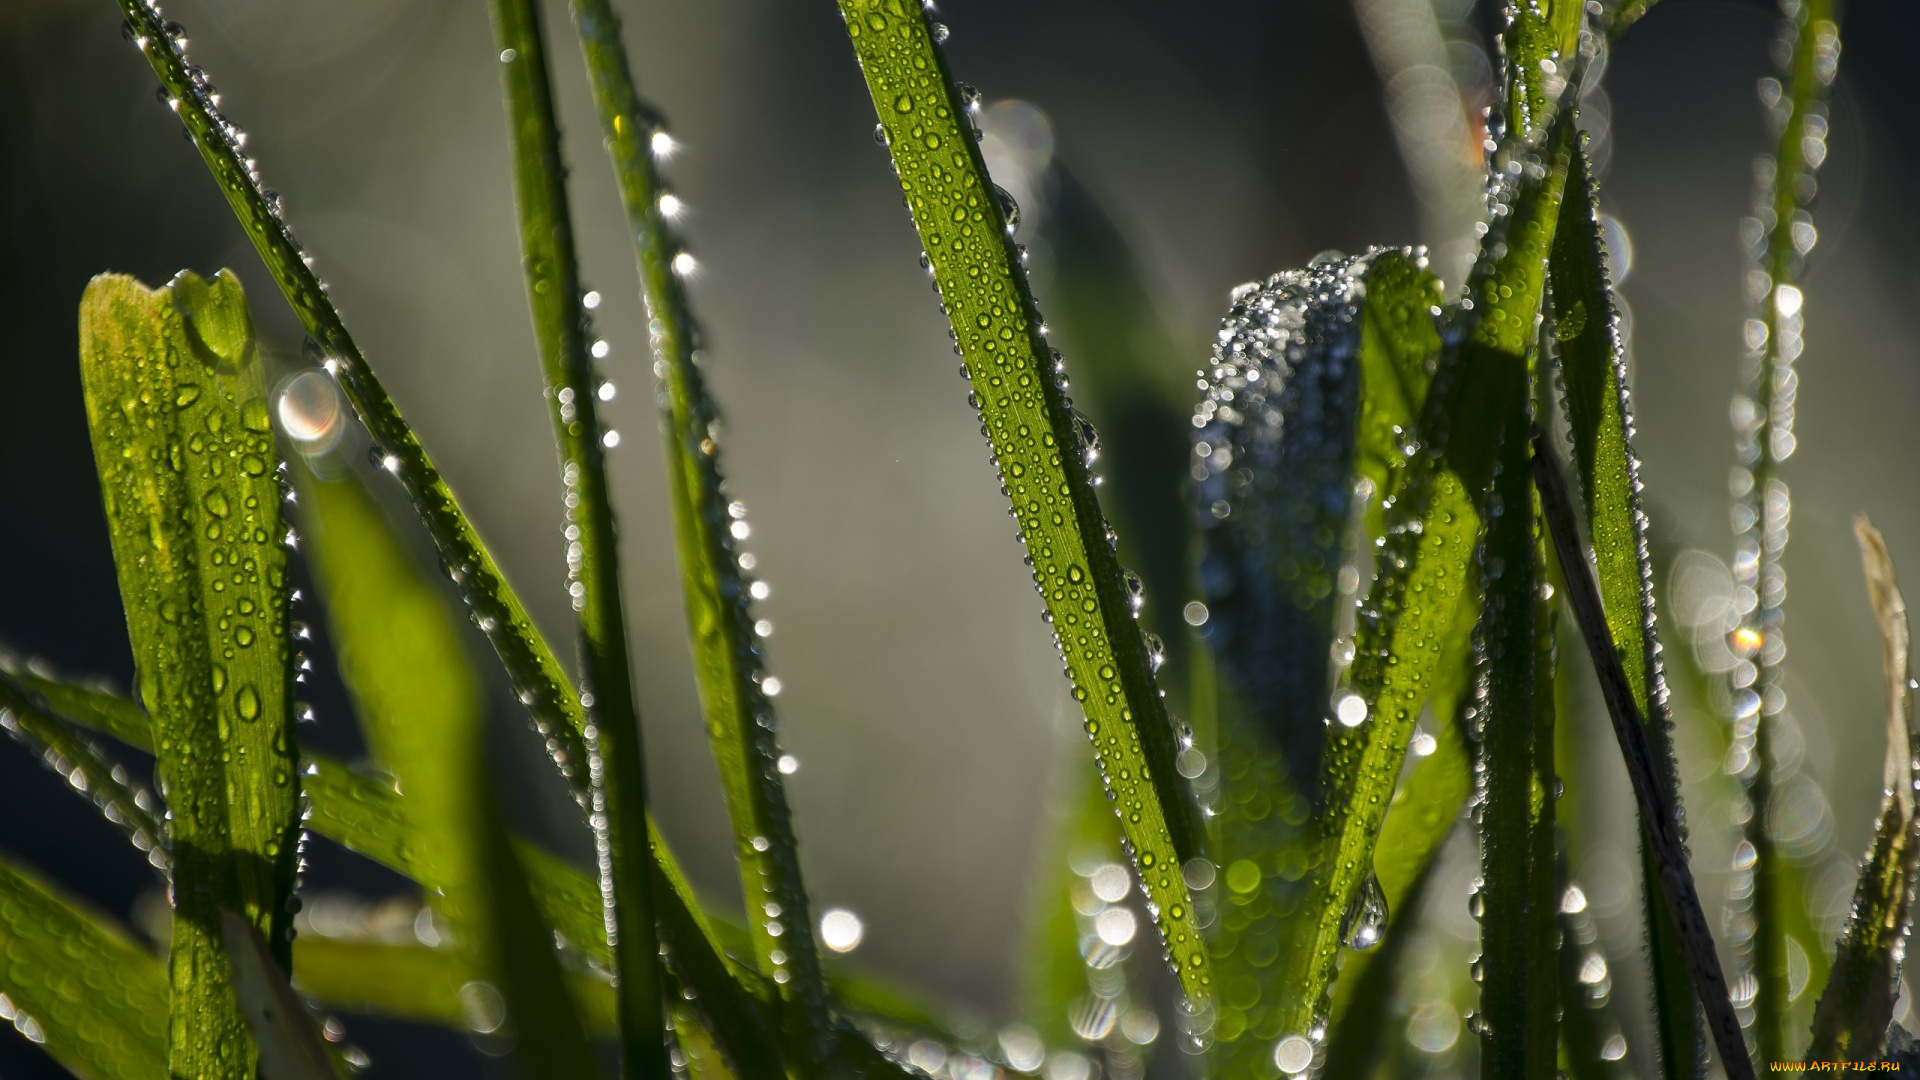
<box><xmin>4</xmin><ymin>0</ymin><xmax>1920</xmax><ymax>1074</ymax></box>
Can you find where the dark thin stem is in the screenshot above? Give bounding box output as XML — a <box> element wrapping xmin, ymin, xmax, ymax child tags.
<box><xmin>484</xmin><ymin>0</ymin><xmax>663</xmax><ymax>1073</ymax></box>
<box><xmin>1530</xmin><ymin>426</ymin><xmax>1753</xmax><ymax>1080</ymax></box>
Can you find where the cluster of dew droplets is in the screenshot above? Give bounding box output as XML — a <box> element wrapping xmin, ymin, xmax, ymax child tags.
<box><xmin>1557</xmin><ymin>879</ymin><xmax>1634</xmax><ymax>1061</ymax></box>
<box><xmin>1721</xmin><ymin>0</ymin><xmax>1840</xmax><ymax>1034</ymax></box>
<box><xmin>1186</xmin><ymin>251</ymin><xmax>1392</xmax><ymax>1073</ymax></box>
<box><xmin>0</xmin><ymin>660</ymin><xmax>171</xmax><ymax>875</ymax></box>
<box><xmin>850</xmin><ymin>1</ymin><xmax>1210</xmax><ymax>1020</ymax></box>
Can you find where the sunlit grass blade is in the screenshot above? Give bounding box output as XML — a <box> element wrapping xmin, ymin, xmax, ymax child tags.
<box><xmin>219</xmin><ymin>910</ymin><xmax>345</xmax><ymax>1080</ymax></box>
<box><xmin>113</xmin><ymin>0</ymin><xmax>593</xmax><ymax>803</ymax></box>
<box><xmin>0</xmin><ymin>657</ymin><xmax>151</xmax><ymax>748</ymax></box>
<box><xmin>1806</xmin><ymin>517</ymin><xmax>1919</xmax><ymax>1058</ymax></box>
<box><xmin>1723</xmin><ymin>0</ymin><xmax>1841</xmax><ymax>1058</ymax></box>
<box><xmin>1549</xmin><ymin>144</ymin><xmax>1703</xmax><ymax>1076</ymax></box>
<box><xmin>566</xmin><ymin>0</ymin><xmax>823</xmax><ymax>1052</ymax></box>
<box><xmin>0</xmin><ymin>672</ymin><xmax>168</xmax><ymax>872</ymax></box>
<box><xmin>1474</xmin><ymin>421</ymin><xmax>1559</xmax><ymax>1078</ymax></box>
<box><xmin>485</xmin><ymin>0</ymin><xmax>666</xmax><ymax>1071</ymax></box>
<box><xmin>1531</xmin><ymin>430</ymin><xmax>1753</xmax><ymax>1080</ymax></box>
<box><xmin>291</xmin><ymin>938</ymin><xmax>613</xmax><ymax>1037</ymax></box>
<box><xmin>78</xmin><ymin>270</ymin><xmax>299</xmax><ymax>1080</ymax></box>
<box><xmin>297</xmin><ymin>464</ymin><xmax>596</xmax><ymax>1078</ymax></box>
<box><xmin>836</xmin><ymin>0</ymin><xmax>1210</xmax><ymax>1007</ymax></box>
<box><xmin>0</xmin><ymin>852</ymin><xmax>167</xmax><ymax>1080</ymax></box>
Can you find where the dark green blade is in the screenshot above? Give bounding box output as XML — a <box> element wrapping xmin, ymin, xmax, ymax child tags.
<box><xmin>1550</xmin><ymin>144</ymin><xmax>1704</xmax><ymax>1077</ymax></box>
<box><xmin>78</xmin><ymin>270</ymin><xmax>299</xmax><ymax>1080</ymax></box>
<box><xmin>0</xmin><ymin>852</ymin><xmax>168</xmax><ymax>1080</ymax></box>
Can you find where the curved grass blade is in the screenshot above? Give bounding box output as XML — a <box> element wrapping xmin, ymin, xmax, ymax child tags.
<box><xmin>0</xmin><ymin>673</ymin><xmax>169</xmax><ymax>872</ymax></box>
<box><xmin>297</xmin><ymin>464</ymin><xmax>596</xmax><ymax>1079</ymax></box>
<box><xmin>1531</xmin><ymin>430</ymin><xmax>1753</xmax><ymax>1080</ymax></box>
<box><xmin>1723</xmin><ymin>0</ymin><xmax>1841</xmax><ymax>1058</ymax></box>
<box><xmin>219</xmin><ymin>910</ymin><xmax>345</xmax><ymax>1080</ymax></box>
<box><xmin>566</xmin><ymin>0</ymin><xmax>824</xmax><ymax>1053</ymax></box>
<box><xmin>0</xmin><ymin>853</ymin><xmax>168</xmax><ymax>1080</ymax></box>
<box><xmin>113</xmin><ymin>0</ymin><xmax>593</xmax><ymax>804</ymax></box>
<box><xmin>79</xmin><ymin>270</ymin><xmax>299</xmax><ymax>1080</ymax></box>
<box><xmin>1806</xmin><ymin>517</ymin><xmax>1919</xmax><ymax>1058</ymax></box>
<box><xmin>1474</xmin><ymin>421</ymin><xmax>1559</xmax><ymax>1079</ymax></box>
<box><xmin>0</xmin><ymin>658</ymin><xmax>151</xmax><ymax>749</ymax></box>
<box><xmin>1549</xmin><ymin>144</ymin><xmax>1703</xmax><ymax>1077</ymax></box>
<box><xmin>835</xmin><ymin>0</ymin><xmax>1209</xmax><ymax>1006</ymax></box>
<box><xmin>484</xmin><ymin>1</ymin><xmax>666</xmax><ymax>1071</ymax></box>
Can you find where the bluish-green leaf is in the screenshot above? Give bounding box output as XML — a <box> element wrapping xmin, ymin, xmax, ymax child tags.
<box><xmin>0</xmin><ymin>852</ymin><xmax>167</xmax><ymax>1080</ymax></box>
<box><xmin>78</xmin><ymin>270</ymin><xmax>299</xmax><ymax>1080</ymax></box>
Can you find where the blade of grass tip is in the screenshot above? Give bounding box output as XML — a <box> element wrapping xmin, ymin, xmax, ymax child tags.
<box><xmin>835</xmin><ymin>0</ymin><xmax>1210</xmax><ymax>1010</ymax></box>
<box><xmin>79</xmin><ymin>270</ymin><xmax>300</xmax><ymax>1080</ymax></box>
<box><xmin>296</xmin><ymin>464</ymin><xmax>597</xmax><ymax>1078</ymax></box>
<box><xmin>1550</xmin><ymin>143</ymin><xmax>1704</xmax><ymax>1077</ymax></box>
<box><xmin>1531</xmin><ymin>427</ymin><xmax>1754</xmax><ymax>1080</ymax></box>
<box><xmin>0</xmin><ymin>673</ymin><xmax>170</xmax><ymax>874</ymax></box>
<box><xmin>1557</xmin><ymin>848</ymin><xmax>1637</xmax><ymax>1080</ymax></box>
<box><xmin>113</xmin><ymin>0</ymin><xmax>594</xmax><ymax>808</ymax></box>
<box><xmin>1474</xmin><ymin>413</ymin><xmax>1560</xmax><ymax>1079</ymax></box>
<box><xmin>1806</xmin><ymin>517</ymin><xmax>1920</xmax><ymax>1058</ymax></box>
<box><xmin>0</xmin><ymin>852</ymin><xmax>168</xmax><ymax>1080</ymax></box>
<box><xmin>1724</xmin><ymin>0</ymin><xmax>1841</xmax><ymax>1059</ymax></box>
<box><xmin>565</xmin><ymin>0</ymin><xmax>826</xmax><ymax>1058</ymax></box>
<box><xmin>484</xmin><ymin>4</ymin><xmax>667</xmax><ymax>1072</ymax></box>
<box><xmin>219</xmin><ymin>910</ymin><xmax>345</xmax><ymax>1080</ymax></box>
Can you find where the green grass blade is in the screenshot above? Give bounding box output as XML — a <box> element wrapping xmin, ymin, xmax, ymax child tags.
<box><xmin>836</xmin><ymin>0</ymin><xmax>1209</xmax><ymax>1007</ymax></box>
<box><xmin>0</xmin><ymin>658</ymin><xmax>151</xmax><ymax>749</ymax></box>
<box><xmin>1550</xmin><ymin>145</ymin><xmax>1704</xmax><ymax>1077</ymax></box>
<box><xmin>219</xmin><ymin>910</ymin><xmax>345</xmax><ymax>1080</ymax></box>
<box><xmin>1474</xmin><ymin>421</ymin><xmax>1559</xmax><ymax>1079</ymax></box>
<box><xmin>78</xmin><ymin>270</ymin><xmax>299</xmax><ymax>1080</ymax></box>
<box><xmin>1807</xmin><ymin>517</ymin><xmax>1919</xmax><ymax>1058</ymax></box>
<box><xmin>0</xmin><ymin>672</ymin><xmax>169</xmax><ymax>872</ymax></box>
<box><xmin>290</xmin><ymin>938</ymin><xmax>619</xmax><ymax>1038</ymax></box>
<box><xmin>113</xmin><ymin>0</ymin><xmax>593</xmax><ymax>803</ymax></box>
<box><xmin>566</xmin><ymin>0</ymin><xmax>824</xmax><ymax>1049</ymax></box>
<box><xmin>1532</xmin><ymin>433</ymin><xmax>1753</xmax><ymax>1080</ymax></box>
<box><xmin>0</xmin><ymin>853</ymin><xmax>167</xmax><ymax>1080</ymax></box>
<box><xmin>298</xmin><ymin>465</ymin><xmax>596</xmax><ymax>1079</ymax></box>
<box><xmin>485</xmin><ymin>3</ymin><xmax>667</xmax><ymax>1072</ymax></box>
<box><xmin>1724</xmin><ymin>0</ymin><xmax>1840</xmax><ymax>1059</ymax></box>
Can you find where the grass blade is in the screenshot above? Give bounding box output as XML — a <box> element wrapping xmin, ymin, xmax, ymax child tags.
<box><xmin>289</xmin><ymin>938</ymin><xmax>620</xmax><ymax>1038</ymax></box>
<box><xmin>1530</xmin><ymin>429</ymin><xmax>1753</xmax><ymax>1080</ymax></box>
<box><xmin>0</xmin><ymin>659</ymin><xmax>151</xmax><ymax>749</ymax></box>
<box><xmin>1550</xmin><ymin>144</ymin><xmax>1703</xmax><ymax>1077</ymax></box>
<box><xmin>219</xmin><ymin>910</ymin><xmax>344</xmax><ymax>1080</ymax></box>
<box><xmin>113</xmin><ymin>0</ymin><xmax>593</xmax><ymax>804</ymax></box>
<box><xmin>1474</xmin><ymin>418</ymin><xmax>1559</xmax><ymax>1078</ymax></box>
<box><xmin>1806</xmin><ymin>517</ymin><xmax>1919</xmax><ymax>1058</ymax></box>
<box><xmin>1724</xmin><ymin>0</ymin><xmax>1841</xmax><ymax>1058</ymax></box>
<box><xmin>78</xmin><ymin>270</ymin><xmax>299</xmax><ymax>1080</ymax></box>
<box><xmin>0</xmin><ymin>672</ymin><xmax>169</xmax><ymax>873</ymax></box>
<box><xmin>566</xmin><ymin>0</ymin><xmax>825</xmax><ymax>1053</ymax></box>
<box><xmin>297</xmin><ymin>464</ymin><xmax>596</xmax><ymax>1078</ymax></box>
<box><xmin>835</xmin><ymin>0</ymin><xmax>1210</xmax><ymax>1006</ymax></box>
<box><xmin>485</xmin><ymin>0</ymin><xmax>667</xmax><ymax>1070</ymax></box>
<box><xmin>0</xmin><ymin>853</ymin><xmax>167</xmax><ymax>1080</ymax></box>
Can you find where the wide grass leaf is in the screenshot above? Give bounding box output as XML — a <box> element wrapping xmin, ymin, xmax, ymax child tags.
<box><xmin>298</xmin><ymin>464</ymin><xmax>596</xmax><ymax>1078</ymax></box>
<box><xmin>78</xmin><ymin>270</ymin><xmax>298</xmax><ymax>1080</ymax></box>
<box><xmin>1806</xmin><ymin>517</ymin><xmax>1919</xmax><ymax>1058</ymax></box>
<box><xmin>0</xmin><ymin>853</ymin><xmax>167</xmax><ymax>1080</ymax></box>
<box><xmin>835</xmin><ymin>0</ymin><xmax>1210</xmax><ymax>1006</ymax></box>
